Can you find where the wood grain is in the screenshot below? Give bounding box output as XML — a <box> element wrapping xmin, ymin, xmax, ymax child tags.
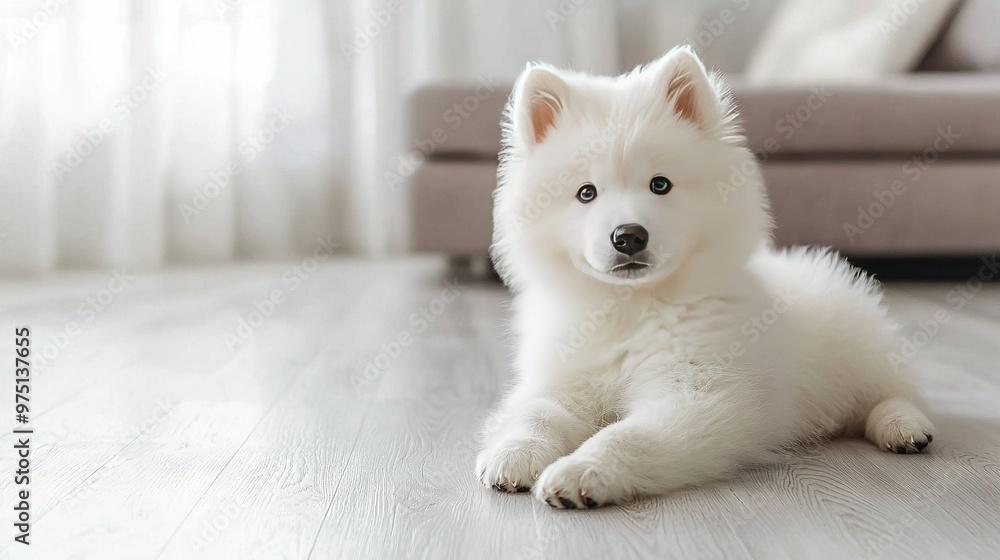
<box><xmin>0</xmin><ymin>259</ymin><xmax>997</xmax><ymax>559</ymax></box>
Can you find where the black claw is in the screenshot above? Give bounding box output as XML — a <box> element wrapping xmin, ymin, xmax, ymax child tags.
<box><xmin>894</xmin><ymin>446</ymin><xmax>907</xmax><ymax>454</ymax></box>
<box><xmin>515</xmin><ymin>485</ymin><xmax>531</xmax><ymax>493</ymax></box>
<box><xmin>926</xmin><ymin>434</ymin><xmax>934</xmax><ymax>443</ymax></box>
<box><xmin>559</xmin><ymin>497</ymin><xmax>577</xmax><ymax>509</ymax></box>
<box><xmin>544</xmin><ymin>497</ymin><xmax>558</xmax><ymax>508</ymax></box>
<box><xmin>583</xmin><ymin>497</ymin><xmax>598</xmax><ymax>508</ymax></box>
<box><xmin>914</xmin><ymin>440</ymin><xmax>928</xmax><ymax>451</ymax></box>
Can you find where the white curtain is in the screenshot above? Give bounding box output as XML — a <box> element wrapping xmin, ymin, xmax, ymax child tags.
<box><xmin>0</xmin><ymin>0</ymin><xmax>621</xmax><ymax>273</ymax></box>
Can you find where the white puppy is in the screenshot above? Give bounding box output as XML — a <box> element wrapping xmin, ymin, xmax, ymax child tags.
<box><xmin>477</xmin><ymin>46</ymin><xmax>934</xmax><ymax>509</ymax></box>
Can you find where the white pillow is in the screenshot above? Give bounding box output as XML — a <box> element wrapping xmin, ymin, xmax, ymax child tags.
<box><xmin>745</xmin><ymin>0</ymin><xmax>960</xmax><ymax>84</ymax></box>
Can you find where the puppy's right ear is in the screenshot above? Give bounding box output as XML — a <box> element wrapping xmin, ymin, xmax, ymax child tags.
<box><xmin>511</xmin><ymin>63</ymin><xmax>568</xmax><ymax>148</ymax></box>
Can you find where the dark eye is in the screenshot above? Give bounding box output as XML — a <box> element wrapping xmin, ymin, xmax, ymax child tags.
<box><xmin>650</xmin><ymin>175</ymin><xmax>673</xmax><ymax>195</ymax></box>
<box><xmin>576</xmin><ymin>183</ymin><xmax>597</xmax><ymax>204</ymax></box>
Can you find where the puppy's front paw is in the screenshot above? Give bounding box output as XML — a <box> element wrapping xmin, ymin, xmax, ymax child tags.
<box><xmin>534</xmin><ymin>454</ymin><xmax>625</xmax><ymax>509</ymax></box>
<box><xmin>874</xmin><ymin>418</ymin><xmax>934</xmax><ymax>454</ymax></box>
<box><xmin>866</xmin><ymin>397</ymin><xmax>934</xmax><ymax>454</ymax></box>
<box><xmin>476</xmin><ymin>438</ymin><xmax>561</xmax><ymax>493</ymax></box>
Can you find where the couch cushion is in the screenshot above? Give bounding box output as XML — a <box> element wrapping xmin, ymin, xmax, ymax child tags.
<box><xmin>765</xmin><ymin>160</ymin><xmax>1000</xmax><ymax>254</ymax></box>
<box><xmin>409</xmin><ymin>75</ymin><xmax>1000</xmax><ymax>159</ymax></box>
<box><xmin>744</xmin><ymin>0</ymin><xmax>960</xmax><ymax>85</ymax></box>
<box><xmin>920</xmin><ymin>0</ymin><xmax>1000</xmax><ymax>72</ymax></box>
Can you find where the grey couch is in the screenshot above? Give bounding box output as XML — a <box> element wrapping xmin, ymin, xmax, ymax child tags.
<box><xmin>406</xmin><ymin>1</ymin><xmax>1000</xmax><ymax>261</ymax></box>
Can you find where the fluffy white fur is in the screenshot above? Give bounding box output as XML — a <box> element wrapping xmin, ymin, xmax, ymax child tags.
<box><xmin>477</xmin><ymin>46</ymin><xmax>934</xmax><ymax>509</ymax></box>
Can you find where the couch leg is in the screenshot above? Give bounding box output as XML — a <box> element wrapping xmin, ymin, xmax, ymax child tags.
<box><xmin>448</xmin><ymin>255</ymin><xmax>472</xmax><ymax>272</ymax></box>
<box><xmin>447</xmin><ymin>254</ymin><xmax>498</xmax><ymax>282</ymax></box>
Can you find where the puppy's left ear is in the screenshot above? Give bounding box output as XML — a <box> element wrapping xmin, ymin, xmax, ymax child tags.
<box><xmin>649</xmin><ymin>46</ymin><xmax>723</xmax><ymax>131</ymax></box>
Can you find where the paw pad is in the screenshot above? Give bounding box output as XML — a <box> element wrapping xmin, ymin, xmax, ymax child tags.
<box><xmin>558</xmin><ymin>497</ymin><xmax>577</xmax><ymax>510</ymax></box>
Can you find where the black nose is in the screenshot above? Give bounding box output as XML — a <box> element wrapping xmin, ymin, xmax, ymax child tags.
<box><xmin>611</xmin><ymin>223</ymin><xmax>648</xmax><ymax>256</ymax></box>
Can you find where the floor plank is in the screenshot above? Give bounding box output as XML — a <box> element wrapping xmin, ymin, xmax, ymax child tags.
<box><xmin>0</xmin><ymin>258</ymin><xmax>997</xmax><ymax>559</ymax></box>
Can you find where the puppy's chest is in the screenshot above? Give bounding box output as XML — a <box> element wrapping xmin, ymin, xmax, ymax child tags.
<box><xmin>572</xmin><ymin>298</ymin><xmax>735</xmax><ymax>371</ymax></box>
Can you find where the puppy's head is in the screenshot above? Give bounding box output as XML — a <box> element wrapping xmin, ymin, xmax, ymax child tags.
<box><xmin>492</xmin><ymin>46</ymin><xmax>772</xmax><ymax>294</ymax></box>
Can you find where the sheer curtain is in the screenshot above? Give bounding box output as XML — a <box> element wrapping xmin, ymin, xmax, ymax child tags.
<box><xmin>0</xmin><ymin>0</ymin><xmax>619</xmax><ymax>273</ymax></box>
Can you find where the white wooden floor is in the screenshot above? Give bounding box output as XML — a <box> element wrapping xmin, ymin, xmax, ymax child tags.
<box><xmin>0</xmin><ymin>257</ymin><xmax>998</xmax><ymax>560</ymax></box>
